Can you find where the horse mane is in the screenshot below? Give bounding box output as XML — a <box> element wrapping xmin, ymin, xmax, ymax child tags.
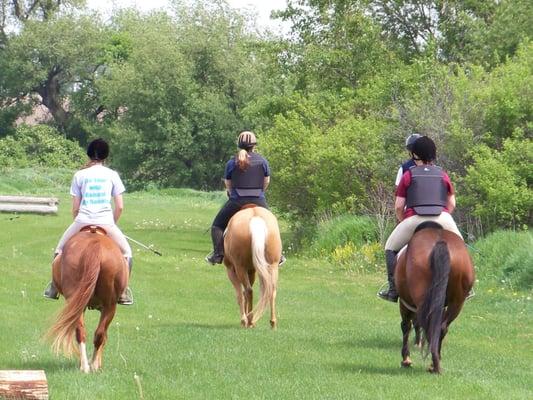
<box><xmin>414</xmin><ymin>221</ymin><xmax>443</xmax><ymax>234</ymax></box>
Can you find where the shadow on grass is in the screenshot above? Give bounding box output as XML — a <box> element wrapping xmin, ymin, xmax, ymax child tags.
<box><xmin>337</xmin><ymin>336</ymin><xmax>399</xmax><ymax>351</ymax></box>
<box><xmin>17</xmin><ymin>359</ymin><xmax>76</xmax><ymax>374</ymax></box>
<box><xmin>331</xmin><ymin>362</ymin><xmax>425</xmax><ymax>376</ymax></box>
<box><xmin>174</xmin><ymin>321</ymin><xmax>237</xmax><ymax>331</ymax></box>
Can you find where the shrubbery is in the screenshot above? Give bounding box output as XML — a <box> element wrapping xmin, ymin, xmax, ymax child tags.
<box><xmin>307</xmin><ymin>214</ymin><xmax>384</xmax><ymax>272</ymax></box>
<box><xmin>473</xmin><ymin>230</ymin><xmax>533</xmax><ymax>291</ymax></box>
<box><xmin>0</xmin><ymin>125</ymin><xmax>85</xmax><ymax>169</ymax></box>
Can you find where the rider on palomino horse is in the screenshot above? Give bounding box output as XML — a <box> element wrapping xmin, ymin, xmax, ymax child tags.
<box><xmin>379</xmin><ymin>136</ymin><xmax>464</xmax><ymax>302</ymax></box>
<box><xmin>205</xmin><ymin>131</ymin><xmax>285</xmax><ymax>266</ymax></box>
<box><xmin>44</xmin><ymin>138</ymin><xmax>134</xmax><ymax>305</ymax></box>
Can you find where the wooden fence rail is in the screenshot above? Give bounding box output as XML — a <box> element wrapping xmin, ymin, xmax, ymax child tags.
<box><xmin>0</xmin><ymin>196</ymin><xmax>59</xmax><ymax>214</ymax></box>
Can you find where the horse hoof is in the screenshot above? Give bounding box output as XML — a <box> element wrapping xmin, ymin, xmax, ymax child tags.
<box><xmin>270</xmin><ymin>320</ymin><xmax>277</xmax><ymax>330</ymax></box>
<box><xmin>427</xmin><ymin>366</ymin><xmax>441</xmax><ymax>374</ymax></box>
<box><xmin>401</xmin><ymin>360</ymin><xmax>412</xmax><ymax>368</ymax></box>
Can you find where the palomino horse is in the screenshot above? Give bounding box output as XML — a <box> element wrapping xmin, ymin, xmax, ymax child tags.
<box><xmin>47</xmin><ymin>226</ymin><xmax>128</xmax><ymax>373</ymax></box>
<box><xmin>223</xmin><ymin>206</ymin><xmax>282</xmax><ymax>329</ymax></box>
<box><xmin>395</xmin><ymin>221</ymin><xmax>475</xmax><ymax>373</ymax></box>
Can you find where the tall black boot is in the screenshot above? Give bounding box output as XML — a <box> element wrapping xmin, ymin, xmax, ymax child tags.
<box><xmin>205</xmin><ymin>226</ymin><xmax>224</xmax><ymax>265</ymax></box>
<box><xmin>378</xmin><ymin>250</ymin><xmax>399</xmax><ymax>302</ymax></box>
<box><xmin>44</xmin><ymin>252</ymin><xmax>60</xmax><ymax>299</ymax></box>
<box><xmin>118</xmin><ymin>258</ymin><xmax>134</xmax><ymax>305</ymax></box>
<box><xmin>43</xmin><ymin>281</ymin><xmax>59</xmax><ymax>299</ymax></box>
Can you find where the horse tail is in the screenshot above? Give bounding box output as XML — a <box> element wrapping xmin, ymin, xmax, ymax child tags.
<box><xmin>249</xmin><ymin>216</ymin><xmax>274</xmax><ymax>325</ymax></box>
<box><xmin>418</xmin><ymin>239</ymin><xmax>450</xmax><ymax>358</ymax></box>
<box><xmin>48</xmin><ymin>240</ymin><xmax>101</xmax><ymax>357</ymax></box>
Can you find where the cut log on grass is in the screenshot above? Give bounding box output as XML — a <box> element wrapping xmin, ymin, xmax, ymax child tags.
<box><xmin>0</xmin><ymin>196</ymin><xmax>59</xmax><ymax>215</ymax></box>
<box><xmin>0</xmin><ymin>370</ymin><xmax>48</xmax><ymax>400</ymax></box>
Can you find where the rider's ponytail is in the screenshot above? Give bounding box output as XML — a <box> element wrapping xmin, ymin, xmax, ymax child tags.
<box><xmin>236</xmin><ymin>149</ymin><xmax>250</xmax><ymax>171</ymax></box>
<box><xmin>236</xmin><ymin>131</ymin><xmax>257</xmax><ymax>171</ymax></box>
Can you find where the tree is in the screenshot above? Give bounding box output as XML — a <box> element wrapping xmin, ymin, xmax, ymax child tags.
<box><xmin>96</xmin><ymin>3</ymin><xmax>276</xmax><ymax>189</ymax></box>
<box><xmin>0</xmin><ymin>4</ymin><xmax>106</xmax><ymax>142</ymax></box>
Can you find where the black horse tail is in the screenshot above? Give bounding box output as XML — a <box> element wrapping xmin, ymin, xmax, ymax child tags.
<box><xmin>418</xmin><ymin>240</ymin><xmax>450</xmax><ymax>358</ymax></box>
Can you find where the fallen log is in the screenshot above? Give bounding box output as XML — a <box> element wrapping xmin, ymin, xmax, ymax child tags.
<box><xmin>0</xmin><ymin>370</ymin><xmax>48</xmax><ymax>400</ymax></box>
<box><xmin>0</xmin><ymin>196</ymin><xmax>59</xmax><ymax>214</ymax></box>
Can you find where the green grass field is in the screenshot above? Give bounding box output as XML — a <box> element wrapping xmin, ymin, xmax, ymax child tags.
<box><xmin>0</xmin><ymin>173</ymin><xmax>532</xmax><ymax>399</ymax></box>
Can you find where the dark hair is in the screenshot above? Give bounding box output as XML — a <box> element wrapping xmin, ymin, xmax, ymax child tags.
<box><xmin>87</xmin><ymin>138</ymin><xmax>109</xmax><ymax>161</ymax></box>
<box><xmin>411</xmin><ymin>136</ymin><xmax>436</xmax><ymax>163</ymax></box>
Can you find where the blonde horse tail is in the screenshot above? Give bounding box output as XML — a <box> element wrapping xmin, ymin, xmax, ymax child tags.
<box><xmin>249</xmin><ymin>216</ymin><xmax>274</xmax><ymax>325</ymax></box>
<box><xmin>47</xmin><ymin>240</ymin><xmax>101</xmax><ymax>357</ymax></box>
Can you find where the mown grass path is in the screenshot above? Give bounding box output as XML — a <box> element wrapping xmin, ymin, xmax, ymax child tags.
<box><xmin>0</xmin><ymin>190</ymin><xmax>531</xmax><ymax>399</ymax></box>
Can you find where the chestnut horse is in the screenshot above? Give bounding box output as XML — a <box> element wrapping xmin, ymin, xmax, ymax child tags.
<box><xmin>395</xmin><ymin>221</ymin><xmax>475</xmax><ymax>373</ymax></box>
<box><xmin>223</xmin><ymin>206</ymin><xmax>282</xmax><ymax>329</ymax></box>
<box><xmin>47</xmin><ymin>226</ymin><xmax>128</xmax><ymax>373</ymax></box>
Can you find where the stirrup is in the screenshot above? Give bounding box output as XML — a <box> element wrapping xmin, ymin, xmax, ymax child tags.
<box><xmin>377</xmin><ymin>282</ymin><xmax>398</xmax><ymax>302</ymax></box>
<box><xmin>466</xmin><ymin>288</ymin><xmax>475</xmax><ymax>301</ymax></box>
<box><xmin>205</xmin><ymin>252</ymin><xmax>223</xmax><ymax>265</ymax></box>
<box><xmin>118</xmin><ymin>287</ymin><xmax>133</xmax><ymax>305</ymax></box>
<box><xmin>279</xmin><ymin>255</ymin><xmax>286</xmax><ymax>266</ymax></box>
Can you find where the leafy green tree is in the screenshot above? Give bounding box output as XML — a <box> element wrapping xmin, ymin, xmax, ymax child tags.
<box><xmin>275</xmin><ymin>0</ymin><xmax>395</xmax><ymax>93</ymax></box>
<box><xmin>97</xmin><ymin>3</ymin><xmax>275</xmax><ymax>189</ymax></box>
<box><xmin>0</xmin><ymin>12</ymin><xmax>106</xmax><ymax>142</ymax></box>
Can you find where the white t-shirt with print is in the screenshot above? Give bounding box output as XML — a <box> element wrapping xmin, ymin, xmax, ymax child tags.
<box><xmin>71</xmin><ymin>165</ymin><xmax>126</xmax><ymax>226</ymax></box>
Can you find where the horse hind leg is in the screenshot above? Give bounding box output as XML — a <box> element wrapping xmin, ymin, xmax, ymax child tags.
<box><xmin>269</xmin><ymin>266</ymin><xmax>279</xmax><ymax>330</ymax></box>
<box><xmin>91</xmin><ymin>305</ymin><xmax>117</xmax><ymax>372</ymax></box>
<box><xmin>400</xmin><ymin>307</ymin><xmax>414</xmax><ymax>368</ymax></box>
<box><xmin>226</xmin><ymin>267</ymin><xmax>248</xmax><ymax>327</ymax></box>
<box><xmin>76</xmin><ymin>316</ymin><xmax>90</xmax><ymax>374</ymax></box>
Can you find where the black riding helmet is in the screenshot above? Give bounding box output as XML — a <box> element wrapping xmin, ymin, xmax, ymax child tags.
<box><xmin>87</xmin><ymin>138</ymin><xmax>109</xmax><ymax>161</ymax></box>
<box><xmin>405</xmin><ymin>133</ymin><xmax>422</xmax><ymax>151</ymax></box>
<box><xmin>411</xmin><ymin>136</ymin><xmax>436</xmax><ymax>163</ymax></box>
<box><xmin>238</xmin><ymin>131</ymin><xmax>257</xmax><ymax>150</ymax></box>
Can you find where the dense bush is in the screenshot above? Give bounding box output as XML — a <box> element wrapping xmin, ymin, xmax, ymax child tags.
<box><xmin>262</xmin><ymin>93</ymin><xmax>392</xmax><ymax>220</ymax></box>
<box><xmin>0</xmin><ymin>125</ymin><xmax>85</xmax><ymax>169</ymax></box>
<box><xmin>461</xmin><ymin>132</ymin><xmax>533</xmax><ymax>231</ymax></box>
<box><xmin>473</xmin><ymin>230</ymin><xmax>533</xmax><ymax>291</ymax></box>
<box><xmin>305</xmin><ymin>214</ymin><xmax>384</xmax><ymax>272</ymax></box>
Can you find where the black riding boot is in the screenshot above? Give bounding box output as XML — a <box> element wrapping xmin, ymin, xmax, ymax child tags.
<box><xmin>118</xmin><ymin>258</ymin><xmax>134</xmax><ymax>305</ymax></box>
<box><xmin>205</xmin><ymin>226</ymin><xmax>225</xmax><ymax>265</ymax></box>
<box><xmin>43</xmin><ymin>281</ymin><xmax>59</xmax><ymax>299</ymax></box>
<box><xmin>44</xmin><ymin>252</ymin><xmax>60</xmax><ymax>299</ymax></box>
<box><xmin>378</xmin><ymin>250</ymin><xmax>399</xmax><ymax>302</ymax></box>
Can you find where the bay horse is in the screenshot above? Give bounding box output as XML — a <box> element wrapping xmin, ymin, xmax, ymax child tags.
<box><xmin>223</xmin><ymin>205</ymin><xmax>282</xmax><ymax>329</ymax></box>
<box><xmin>395</xmin><ymin>221</ymin><xmax>475</xmax><ymax>373</ymax></box>
<box><xmin>47</xmin><ymin>226</ymin><xmax>128</xmax><ymax>373</ymax></box>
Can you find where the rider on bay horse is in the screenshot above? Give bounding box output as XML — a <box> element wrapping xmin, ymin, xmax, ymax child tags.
<box><xmin>379</xmin><ymin>136</ymin><xmax>464</xmax><ymax>302</ymax></box>
<box><xmin>44</xmin><ymin>138</ymin><xmax>134</xmax><ymax>305</ymax></box>
<box><xmin>205</xmin><ymin>131</ymin><xmax>285</xmax><ymax>266</ymax></box>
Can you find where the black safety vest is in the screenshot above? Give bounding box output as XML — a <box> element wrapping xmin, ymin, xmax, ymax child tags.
<box><xmin>231</xmin><ymin>152</ymin><xmax>266</xmax><ymax>197</ymax></box>
<box><xmin>406</xmin><ymin>165</ymin><xmax>448</xmax><ymax>216</ymax></box>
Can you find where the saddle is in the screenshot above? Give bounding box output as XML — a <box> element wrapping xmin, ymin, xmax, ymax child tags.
<box><xmin>80</xmin><ymin>225</ymin><xmax>107</xmax><ymax>235</ymax></box>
